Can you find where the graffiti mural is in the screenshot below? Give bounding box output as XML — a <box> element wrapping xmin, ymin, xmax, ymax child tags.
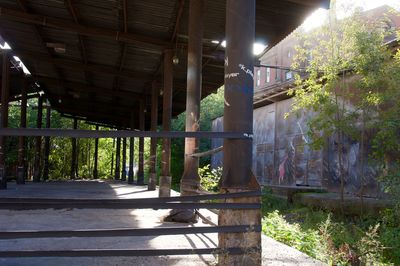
<box><xmin>211</xmin><ymin>97</ymin><xmax>380</xmax><ymax>197</ymax></box>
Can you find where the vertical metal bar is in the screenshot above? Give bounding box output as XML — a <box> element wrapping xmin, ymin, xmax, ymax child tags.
<box><xmin>181</xmin><ymin>0</ymin><xmax>204</xmax><ymax>196</ymax></box>
<box><xmin>128</xmin><ymin>113</ymin><xmax>134</xmax><ymax>184</ymax></box>
<box><xmin>159</xmin><ymin>49</ymin><xmax>173</xmax><ymax>197</ymax></box>
<box><xmin>121</xmin><ymin>137</ymin><xmax>127</xmax><ymax>181</ymax></box>
<box><xmin>33</xmin><ymin>95</ymin><xmax>43</xmax><ymax>182</ymax></box>
<box><xmin>115</xmin><ymin>137</ymin><xmax>121</xmax><ymax>180</ymax></box>
<box><xmin>148</xmin><ymin>81</ymin><xmax>158</xmax><ymax>190</ymax></box>
<box><xmin>42</xmin><ymin>104</ymin><xmax>51</xmax><ymax>181</ymax></box>
<box><xmin>137</xmin><ymin>100</ymin><xmax>145</xmax><ymax>185</ymax></box>
<box><xmin>218</xmin><ymin>1</ymin><xmax>261</xmax><ymax>265</ymax></box>
<box><xmin>93</xmin><ymin>125</ymin><xmax>99</xmax><ymax>179</ymax></box>
<box><xmin>70</xmin><ymin>118</ymin><xmax>77</xmax><ymax>179</ymax></box>
<box><xmin>0</xmin><ymin>50</ymin><xmax>10</xmax><ymax>189</ymax></box>
<box><xmin>17</xmin><ymin>79</ymin><xmax>27</xmax><ymax>185</ymax></box>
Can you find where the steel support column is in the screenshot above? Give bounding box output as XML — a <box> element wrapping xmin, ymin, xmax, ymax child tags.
<box><xmin>16</xmin><ymin>80</ymin><xmax>27</xmax><ymax>185</ymax></box>
<box><xmin>128</xmin><ymin>114</ymin><xmax>134</xmax><ymax>184</ymax></box>
<box><xmin>148</xmin><ymin>81</ymin><xmax>158</xmax><ymax>191</ymax></box>
<box><xmin>159</xmin><ymin>49</ymin><xmax>173</xmax><ymax>197</ymax></box>
<box><xmin>115</xmin><ymin>137</ymin><xmax>121</xmax><ymax>180</ymax></box>
<box><xmin>121</xmin><ymin>137</ymin><xmax>127</xmax><ymax>181</ymax></box>
<box><xmin>180</xmin><ymin>0</ymin><xmax>204</xmax><ymax>196</ymax></box>
<box><xmin>0</xmin><ymin>51</ymin><xmax>10</xmax><ymax>189</ymax></box>
<box><xmin>137</xmin><ymin>101</ymin><xmax>145</xmax><ymax>185</ymax></box>
<box><xmin>93</xmin><ymin>125</ymin><xmax>99</xmax><ymax>179</ymax></box>
<box><xmin>70</xmin><ymin>118</ymin><xmax>78</xmax><ymax>179</ymax></box>
<box><xmin>110</xmin><ymin>137</ymin><xmax>115</xmax><ymax>177</ymax></box>
<box><xmin>33</xmin><ymin>95</ymin><xmax>43</xmax><ymax>182</ymax></box>
<box><xmin>218</xmin><ymin>1</ymin><xmax>261</xmax><ymax>265</ymax></box>
<box><xmin>42</xmin><ymin>104</ymin><xmax>51</xmax><ymax>181</ymax></box>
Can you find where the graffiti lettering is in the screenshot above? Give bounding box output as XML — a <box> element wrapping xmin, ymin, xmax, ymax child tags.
<box><xmin>238</xmin><ymin>64</ymin><xmax>254</xmax><ymax>78</ymax></box>
<box><xmin>224</xmin><ymin>72</ymin><xmax>240</xmax><ymax>79</ymax></box>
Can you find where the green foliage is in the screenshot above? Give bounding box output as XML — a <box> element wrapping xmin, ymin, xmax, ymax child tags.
<box><xmin>198</xmin><ymin>164</ymin><xmax>222</xmax><ymax>192</ymax></box>
<box><xmin>261</xmin><ymin>189</ymin><xmax>399</xmax><ymax>265</ymax></box>
<box><xmin>170</xmin><ymin>87</ymin><xmax>225</xmax><ymax>189</ymax></box>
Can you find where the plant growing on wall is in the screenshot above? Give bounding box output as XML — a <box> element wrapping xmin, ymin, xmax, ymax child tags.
<box><xmin>287</xmin><ymin>0</ymin><xmax>400</xmax><ymax>211</ymax></box>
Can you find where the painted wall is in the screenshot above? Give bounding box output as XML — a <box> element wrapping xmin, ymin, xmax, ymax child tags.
<box><xmin>211</xmin><ymin>98</ymin><xmax>380</xmax><ymax>197</ymax></box>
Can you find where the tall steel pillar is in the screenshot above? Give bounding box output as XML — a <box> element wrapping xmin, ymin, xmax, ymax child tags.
<box><xmin>180</xmin><ymin>0</ymin><xmax>204</xmax><ymax>196</ymax></box>
<box><xmin>159</xmin><ymin>49</ymin><xmax>173</xmax><ymax>197</ymax></box>
<box><xmin>137</xmin><ymin>100</ymin><xmax>145</xmax><ymax>185</ymax></box>
<box><xmin>33</xmin><ymin>95</ymin><xmax>43</xmax><ymax>182</ymax></box>
<box><xmin>218</xmin><ymin>0</ymin><xmax>261</xmax><ymax>265</ymax></box>
<box><xmin>17</xmin><ymin>80</ymin><xmax>27</xmax><ymax>185</ymax></box>
<box><xmin>148</xmin><ymin>81</ymin><xmax>158</xmax><ymax>190</ymax></box>
<box><xmin>121</xmin><ymin>137</ymin><xmax>127</xmax><ymax>181</ymax></box>
<box><xmin>93</xmin><ymin>125</ymin><xmax>99</xmax><ymax>179</ymax></box>
<box><xmin>42</xmin><ymin>104</ymin><xmax>51</xmax><ymax>181</ymax></box>
<box><xmin>0</xmin><ymin>50</ymin><xmax>10</xmax><ymax>189</ymax></box>
<box><xmin>114</xmin><ymin>137</ymin><xmax>121</xmax><ymax>180</ymax></box>
<box><xmin>128</xmin><ymin>113</ymin><xmax>135</xmax><ymax>184</ymax></box>
<box><xmin>70</xmin><ymin>118</ymin><xmax>78</xmax><ymax>179</ymax></box>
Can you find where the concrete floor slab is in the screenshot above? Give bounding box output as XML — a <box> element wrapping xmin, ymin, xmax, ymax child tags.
<box><xmin>0</xmin><ymin>181</ymin><xmax>324</xmax><ymax>265</ymax></box>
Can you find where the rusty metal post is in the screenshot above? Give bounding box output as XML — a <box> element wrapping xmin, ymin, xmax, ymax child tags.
<box><xmin>115</xmin><ymin>137</ymin><xmax>121</xmax><ymax>180</ymax></box>
<box><xmin>180</xmin><ymin>0</ymin><xmax>204</xmax><ymax>196</ymax></box>
<box><xmin>159</xmin><ymin>49</ymin><xmax>173</xmax><ymax>197</ymax></box>
<box><xmin>0</xmin><ymin>50</ymin><xmax>10</xmax><ymax>189</ymax></box>
<box><xmin>148</xmin><ymin>81</ymin><xmax>158</xmax><ymax>191</ymax></box>
<box><xmin>33</xmin><ymin>95</ymin><xmax>43</xmax><ymax>182</ymax></box>
<box><xmin>121</xmin><ymin>137</ymin><xmax>127</xmax><ymax>181</ymax></box>
<box><xmin>218</xmin><ymin>1</ymin><xmax>261</xmax><ymax>265</ymax></box>
<box><xmin>110</xmin><ymin>137</ymin><xmax>115</xmax><ymax>177</ymax></box>
<box><xmin>93</xmin><ymin>125</ymin><xmax>99</xmax><ymax>179</ymax></box>
<box><xmin>137</xmin><ymin>100</ymin><xmax>145</xmax><ymax>185</ymax></box>
<box><xmin>42</xmin><ymin>104</ymin><xmax>51</xmax><ymax>181</ymax></box>
<box><xmin>17</xmin><ymin>80</ymin><xmax>27</xmax><ymax>185</ymax></box>
<box><xmin>128</xmin><ymin>113</ymin><xmax>135</xmax><ymax>184</ymax></box>
<box><xmin>70</xmin><ymin>118</ymin><xmax>77</xmax><ymax>179</ymax></box>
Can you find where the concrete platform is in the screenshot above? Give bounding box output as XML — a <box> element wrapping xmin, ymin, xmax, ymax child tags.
<box><xmin>0</xmin><ymin>181</ymin><xmax>324</xmax><ymax>265</ymax></box>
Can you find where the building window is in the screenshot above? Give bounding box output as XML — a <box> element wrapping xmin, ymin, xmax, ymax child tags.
<box><xmin>266</xmin><ymin>67</ymin><xmax>270</xmax><ymax>83</ymax></box>
<box><xmin>285</xmin><ymin>70</ymin><xmax>292</xmax><ymax>80</ymax></box>
<box><xmin>256</xmin><ymin>69</ymin><xmax>261</xmax><ymax>86</ymax></box>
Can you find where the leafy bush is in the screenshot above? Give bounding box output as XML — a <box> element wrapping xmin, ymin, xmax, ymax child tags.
<box><xmin>198</xmin><ymin>164</ymin><xmax>222</xmax><ymax>192</ymax></box>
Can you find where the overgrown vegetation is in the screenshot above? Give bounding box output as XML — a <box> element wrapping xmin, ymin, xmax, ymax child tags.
<box><xmin>288</xmin><ymin>1</ymin><xmax>400</xmax><ymax>211</ymax></box>
<box><xmin>262</xmin><ymin>189</ymin><xmax>400</xmax><ymax>265</ymax></box>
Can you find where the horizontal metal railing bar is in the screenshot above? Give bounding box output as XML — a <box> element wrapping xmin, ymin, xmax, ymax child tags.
<box><xmin>0</xmin><ymin>201</ymin><xmax>261</xmax><ymax>210</ymax></box>
<box><xmin>0</xmin><ymin>190</ymin><xmax>261</xmax><ymax>204</ymax></box>
<box><xmin>0</xmin><ymin>247</ymin><xmax>261</xmax><ymax>257</ymax></box>
<box><xmin>0</xmin><ymin>225</ymin><xmax>261</xmax><ymax>239</ymax></box>
<box><xmin>0</xmin><ymin>128</ymin><xmax>253</xmax><ymax>139</ymax></box>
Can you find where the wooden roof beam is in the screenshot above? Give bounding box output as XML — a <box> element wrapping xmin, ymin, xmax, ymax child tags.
<box><xmin>18</xmin><ymin>51</ymin><xmax>152</xmax><ymax>81</ymax></box>
<box><xmin>0</xmin><ymin>7</ymin><xmax>171</xmax><ymax>50</ymax></box>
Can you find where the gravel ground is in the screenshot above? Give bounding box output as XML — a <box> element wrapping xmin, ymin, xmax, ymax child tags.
<box><xmin>0</xmin><ymin>181</ymin><xmax>325</xmax><ymax>265</ymax></box>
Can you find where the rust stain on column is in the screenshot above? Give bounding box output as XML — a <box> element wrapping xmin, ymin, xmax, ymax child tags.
<box><xmin>218</xmin><ymin>0</ymin><xmax>261</xmax><ymax>265</ymax></box>
<box><xmin>137</xmin><ymin>100</ymin><xmax>145</xmax><ymax>185</ymax></box>
<box><xmin>128</xmin><ymin>112</ymin><xmax>135</xmax><ymax>184</ymax></box>
<box><xmin>17</xmin><ymin>79</ymin><xmax>27</xmax><ymax>185</ymax></box>
<box><xmin>0</xmin><ymin>50</ymin><xmax>10</xmax><ymax>189</ymax></box>
<box><xmin>180</xmin><ymin>0</ymin><xmax>204</xmax><ymax>196</ymax></box>
<box><xmin>115</xmin><ymin>136</ymin><xmax>121</xmax><ymax>180</ymax></box>
<box><xmin>148</xmin><ymin>81</ymin><xmax>158</xmax><ymax>190</ymax></box>
<box><xmin>42</xmin><ymin>104</ymin><xmax>51</xmax><ymax>181</ymax></box>
<box><xmin>159</xmin><ymin>49</ymin><xmax>173</xmax><ymax>197</ymax></box>
<box><xmin>70</xmin><ymin>118</ymin><xmax>78</xmax><ymax>179</ymax></box>
<box><xmin>93</xmin><ymin>125</ymin><xmax>99</xmax><ymax>179</ymax></box>
<box><xmin>33</xmin><ymin>95</ymin><xmax>43</xmax><ymax>182</ymax></box>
